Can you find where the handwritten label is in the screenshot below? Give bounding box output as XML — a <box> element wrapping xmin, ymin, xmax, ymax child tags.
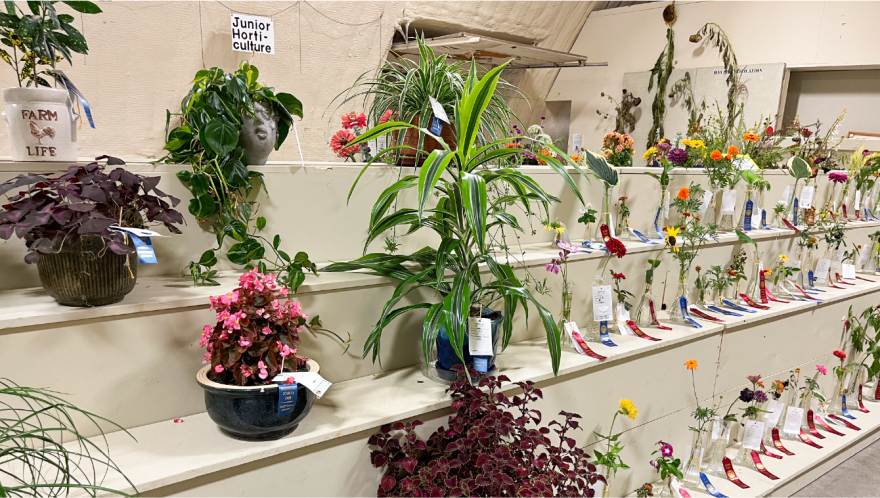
<box><xmin>592</xmin><ymin>285</ymin><xmax>613</xmax><ymax>321</ymax></box>
<box><xmin>429</xmin><ymin>96</ymin><xmax>449</xmax><ymax>124</ymax></box>
<box><xmin>814</xmin><ymin>259</ymin><xmax>831</xmax><ymax>283</ymax></box>
<box><xmin>800</xmin><ymin>186</ymin><xmax>814</xmax><ymax>209</ymax></box>
<box><xmin>711</xmin><ymin>416</ymin><xmax>724</xmax><ymax>440</ymax></box>
<box><xmin>572</xmin><ymin>133</ymin><xmax>582</xmax><ymax>150</ymax></box>
<box><xmin>743</xmin><ymin>420</ymin><xmax>765</xmax><ymax>450</ymax></box>
<box><xmin>721</xmin><ymin>190</ymin><xmax>737</xmax><ymax>215</ymax></box>
<box><xmin>763</xmin><ymin>400</ymin><xmax>783</xmax><ymax>426</ymax></box>
<box><xmin>858</xmin><ymin>244</ymin><xmax>873</xmax><ymax>267</ymax></box>
<box><xmin>468</xmin><ymin>317</ymin><xmax>493</xmax><ymax>355</ymax></box>
<box><xmin>784</xmin><ymin>407</ymin><xmax>804</xmax><ymax>435</ymax></box>
<box><xmin>230</xmin><ymin>13</ymin><xmax>275</xmax><ymax>54</ymax></box>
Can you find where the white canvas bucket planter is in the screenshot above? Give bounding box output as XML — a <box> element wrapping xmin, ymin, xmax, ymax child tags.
<box><xmin>3</xmin><ymin>87</ymin><xmax>78</xmax><ymax>161</ymax></box>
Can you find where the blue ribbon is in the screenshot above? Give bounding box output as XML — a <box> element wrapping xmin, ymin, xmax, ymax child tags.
<box><xmin>744</xmin><ymin>200</ymin><xmax>754</xmax><ymax>231</ymax></box>
<box><xmin>474</xmin><ymin>357</ymin><xmax>489</xmax><ymax>372</ymax></box>
<box><xmin>793</xmin><ymin>198</ymin><xmax>799</xmax><ymax>226</ymax></box>
<box><xmin>129</xmin><ymin>234</ymin><xmax>158</xmax><ymax>264</ymax></box>
<box><xmin>47</xmin><ymin>70</ymin><xmax>95</xmax><ymax>128</ymax></box>
<box><xmin>722</xmin><ymin>299</ymin><xmax>756</xmax><ymax>313</ymax></box>
<box><xmin>761</xmin><ymin>209</ymin><xmax>772</xmax><ymax>229</ymax></box>
<box><xmin>841</xmin><ymin>395</ymin><xmax>856</xmax><ymax>419</ymax></box>
<box><xmin>707</xmin><ymin>305</ymin><xmax>743</xmax><ymax>317</ymax></box>
<box><xmin>700</xmin><ymin>473</ymin><xmax>729</xmax><ymax>498</ymax></box>
<box><xmin>430</xmin><ymin>117</ymin><xmax>444</xmax><ymax>135</ymax></box>
<box><xmin>630</xmin><ymin>228</ymin><xmax>659</xmax><ymax>245</ymax></box>
<box><xmin>653</xmin><ymin>206</ymin><xmax>663</xmax><ymax>240</ymax></box>
<box><xmin>599</xmin><ymin>321</ymin><xmax>617</xmax><ymax>346</ymax></box>
<box><xmin>277</xmin><ymin>382</ymin><xmax>298</xmax><ymax>417</ymax></box>
<box><xmin>681</xmin><ymin>297</ymin><xmax>702</xmax><ymax>328</ymax></box>
<box><xmin>807</xmin><ymin>271</ymin><xmax>826</xmax><ymax>292</ymax></box>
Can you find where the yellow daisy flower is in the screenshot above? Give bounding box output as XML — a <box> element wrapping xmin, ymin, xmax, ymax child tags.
<box><xmin>619</xmin><ymin>399</ymin><xmax>638</xmax><ymax>421</ymax></box>
<box><xmin>779</xmin><ymin>254</ymin><xmax>788</xmax><ymax>262</ymax></box>
<box><xmin>665</xmin><ymin>226</ymin><xmax>680</xmax><ymax>252</ymax></box>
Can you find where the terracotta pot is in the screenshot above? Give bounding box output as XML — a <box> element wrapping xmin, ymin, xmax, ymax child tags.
<box><xmin>2</xmin><ymin>87</ymin><xmax>78</xmax><ymax>162</ymax></box>
<box><xmin>36</xmin><ymin>235</ymin><xmax>138</xmax><ymax>307</ymax></box>
<box><xmin>197</xmin><ymin>359</ymin><xmax>319</xmax><ymax>441</ymax></box>
<box><xmin>397</xmin><ymin>114</ymin><xmax>456</xmax><ymax>166</ymax></box>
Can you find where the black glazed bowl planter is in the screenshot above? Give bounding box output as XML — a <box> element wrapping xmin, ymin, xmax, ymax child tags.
<box><xmin>197</xmin><ymin>359</ymin><xmax>318</xmax><ymax>441</ymax></box>
<box><xmin>434</xmin><ymin>308</ymin><xmax>503</xmax><ymax>383</ymax></box>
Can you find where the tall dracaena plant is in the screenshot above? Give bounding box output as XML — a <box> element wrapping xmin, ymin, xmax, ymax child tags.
<box><xmin>324</xmin><ymin>60</ymin><xmax>591</xmax><ymax>378</ymax></box>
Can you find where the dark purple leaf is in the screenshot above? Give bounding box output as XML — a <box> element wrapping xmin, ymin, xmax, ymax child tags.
<box><xmin>95</xmin><ymin>155</ymin><xmax>126</xmax><ymax>165</ymax></box>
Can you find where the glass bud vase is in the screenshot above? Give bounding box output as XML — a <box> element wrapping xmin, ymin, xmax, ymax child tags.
<box><xmin>776</xmin><ymin>386</ymin><xmax>799</xmax><ymax>441</ymax></box>
<box><xmin>770</xmin><ymin>207</ymin><xmax>784</xmax><ymax>229</ymax></box>
<box><xmin>668</xmin><ymin>277</ymin><xmax>689</xmax><ymax>324</ymax></box>
<box><xmin>601</xmin><ymin>465</ymin><xmax>613</xmax><ymax>498</ymax></box>
<box><xmin>755</xmin><ymin>185</ymin><xmax>767</xmax><ymax>228</ymax></box>
<box><xmin>582</xmin><ymin>274</ymin><xmax>615</xmax><ymax>342</ymax></box>
<box><xmin>742</xmin><ymin>251</ymin><xmax>763</xmax><ymax>302</ymax></box>
<box><xmin>733</xmin><ymin>415</ymin><xmax>758</xmax><ymax>465</ymax></box>
<box><xmin>828</xmin><ymin>374</ymin><xmax>847</xmax><ymax>415</ymax></box>
<box><xmin>680</xmin><ymin>429</ymin><xmax>706</xmax><ymax>489</ymax></box>
<box><xmin>717</xmin><ymin>188</ymin><xmax>736</xmax><ymax>231</ymax></box>
<box><xmin>800</xmin><ymin>388</ymin><xmax>814</xmax><ymax>432</ymax></box>
<box><xmin>797</xmin><ymin>246</ymin><xmax>814</xmax><ymax>288</ymax></box>
<box><xmin>632</xmin><ymin>266</ymin><xmax>655</xmax><ymax>328</ymax></box>
<box><xmin>842</xmin><ymin>181</ymin><xmax>855</xmax><ymax>220</ymax></box>
<box><xmin>846</xmin><ymin>368</ymin><xmax>867</xmax><ymax>409</ymax></box>
<box><xmin>740</xmin><ymin>189</ymin><xmax>756</xmax><ymax>230</ymax></box>
<box><xmin>705</xmin><ymin>418</ymin><xmax>734</xmax><ymax>478</ymax></box>
<box><xmin>858</xmin><ymin>241</ymin><xmax>879</xmax><ymax>274</ymax></box>
<box><xmin>703</xmin><ymin>189</ymin><xmax>719</xmax><ymax>226</ymax></box>
<box><xmin>558</xmin><ymin>281</ymin><xmax>574</xmax><ymax>347</ymax></box>
<box><xmin>858</xmin><ymin>184</ymin><xmax>870</xmax><ymax>219</ymax></box>
<box><xmin>797</xmin><ymin>178</ymin><xmax>813</xmax><ymax>225</ymax></box>
<box><xmin>651</xmin><ymin>187</ymin><xmax>670</xmax><ymax>240</ymax></box>
<box><xmin>657</xmin><ymin>475</ymin><xmax>676</xmax><ymax>498</ymax></box>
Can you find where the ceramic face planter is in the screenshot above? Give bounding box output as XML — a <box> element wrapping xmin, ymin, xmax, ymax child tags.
<box><xmin>3</xmin><ymin>87</ymin><xmax>78</xmax><ymax>161</ymax></box>
<box><xmin>239</xmin><ymin>100</ymin><xmax>278</xmax><ymax>165</ymax></box>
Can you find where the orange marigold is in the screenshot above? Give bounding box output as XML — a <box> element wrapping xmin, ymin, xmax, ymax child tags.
<box><xmin>677</xmin><ymin>187</ymin><xmax>690</xmax><ymax>200</ymax></box>
<box><xmin>710</xmin><ymin>150</ymin><xmax>723</xmax><ymax>161</ymax></box>
<box><xmin>685</xmin><ymin>359</ymin><xmax>698</xmax><ymax>370</ymax></box>
<box><xmin>743</xmin><ymin>132</ymin><xmax>760</xmax><ymax>143</ymax></box>
<box><xmin>728</xmin><ymin>145</ymin><xmax>740</xmax><ymax>157</ymax></box>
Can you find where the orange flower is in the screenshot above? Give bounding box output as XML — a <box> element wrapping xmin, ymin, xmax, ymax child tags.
<box><xmin>677</xmin><ymin>187</ymin><xmax>690</xmax><ymax>200</ymax></box>
<box><xmin>710</xmin><ymin>150</ymin><xmax>723</xmax><ymax>161</ymax></box>
<box><xmin>757</xmin><ymin>381</ymin><xmax>765</xmax><ymax>388</ymax></box>
<box><xmin>743</xmin><ymin>132</ymin><xmax>760</xmax><ymax>143</ymax></box>
<box><xmin>685</xmin><ymin>359</ymin><xmax>698</xmax><ymax>370</ymax></box>
<box><xmin>725</xmin><ymin>154</ymin><xmax>732</xmax><ymax>161</ymax></box>
<box><xmin>727</xmin><ymin>145</ymin><xmax>740</xmax><ymax>157</ymax></box>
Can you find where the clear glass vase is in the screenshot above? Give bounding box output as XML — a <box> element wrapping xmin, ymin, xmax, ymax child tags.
<box><xmin>632</xmin><ymin>266</ymin><xmax>655</xmax><ymax>328</ymax></box>
<box><xmin>797</xmin><ymin>246</ymin><xmax>814</xmax><ymax>288</ymax></box>
<box><xmin>651</xmin><ymin>187</ymin><xmax>670</xmax><ymax>240</ymax></box>
<box><xmin>800</xmin><ymin>388</ymin><xmax>814</xmax><ymax>432</ymax></box>
<box><xmin>858</xmin><ymin>241</ymin><xmax>879</xmax><ymax>274</ymax></box>
<box><xmin>668</xmin><ymin>277</ymin><xmax>689</xmax><ymax>324</ymax></box>
<box><xmin>705</xmin><ymin>418</ymin><xmax>734</xmax><ymax>478</ymax></box>
<box><xmin>583</xmin><ymin>274</ymin><xmax>615</xmax><ymax>341</ymax></box>
<box><xmin>601</xmin><ymin>465</ymin><xmax>612</xmax><ymax>498</ymax></box>
<box><xmin>703</xmin><ymin>189</ymin><xmax>719</xmax><ymax>226</ymax></box>
<box><xmin>828</xmin><ymin>374</ymin><xmax>847</xmax><ymax>415</ymax></box>
<box><xmin>797</xmin><ymin>178</ymin><xmax>814</xmax><ymax>225</ymax></box>
<box><xmin>657</xmin><ymin>476</ymin><xmax>676</xmax><ymax>498</ymax></box>
<box><xmin>740</xmin><ymin>189</ymin><xmax>756</xmax><ymax>230</ymax></box>
<box><xmin>858</xmin><ymin>184</ymin><xmax>871</xmax><ymax>219</ymax></box>
<box><xmin>743</xmin><ymin>251</ymin><xmax>763</xmax><ymax>302</ymax></box>
<box><xmin>775</xmin><ymin>386</ymin><xmax>799</xmax><ymax>441</ymax></box>
<box><xmin>769</xmin><ymin>208</ymin><xmax>784</xmax><ymax>229</ymax></box>
<box><xmin>558</xmin><ymin>281</ymin><xmax>574</xmax><ymax>347</ymax></box>
<box><xmin>831</xmin><ymin>181</ymin><xmax>844</xmax><ymax>215</ymax></box>
<box><xmin>755</xmin><ymin>185</ymin><xmax>767</xmax><ymax>228</ymax></box>
<box><xmin>842</xmin><ymin>181</ymin><xmax>855</xmax><ymax>220</ymax></box>
<box><xmin>717</xmin><ymin>188</ymin><xmax>736</xmax><ymax>231</ymax></box>
<box><xmin>589</xmin><ymin>187</ymin><xmax>614</xmax><ymax>244</ymax></box>
<box><xmin>733</xmin><ymin>415</ymin><xmax>758</xmax><ymax>465</ymax></box>
<box><xmin>680</xmin><ymin>429</ymin><xmax>706</xmax><ymax>489</ymax></box>
<box><xmin>846</xmin><ymin>367</ymin><xmax>867</xmax><ymax>409</ymax></box>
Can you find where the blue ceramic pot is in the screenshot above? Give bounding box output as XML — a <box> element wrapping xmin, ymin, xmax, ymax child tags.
<box><xmin>435</xmin><ymin>308</ymin><xmax>503</xmax><ymax>381</ymax></box>
<box><xmin>197</xmin><ymin>360</ymin><xmax>318</xmax><ymax>441</ymax></box>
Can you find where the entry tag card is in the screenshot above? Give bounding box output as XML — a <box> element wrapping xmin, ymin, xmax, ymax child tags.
<box><xmin>616</xmin><ymin>304</ymin><xmax>635</xmax><ymax>335</ymax></box>
<box><xmin>843</xmin><ymin>264</ymin><xmax>857</xmax><ymax>280</ymax></box>
<box><xmin>784</xmin><ymin>406</ymin><xmax>804</xmax><ymax>435</ymax></box>
<box><xmin>743</xmin><ymin>420</ymin><xmax>765</xmax><ymax>450</ymax></box>
<box><xmin>751</xmin><ymin>210</ymin><xmax>762</xmax><ymax>231</ymax></box>
<box><xmin>429</xmin><ymin>96</ymin><xmax>450</xmax><ymax>123</ymax></box>
<box><xmin>721</xmin><ymin>190</ymin><xmax>737</xmax><ymax>215</ymax></box>
<box><xmin>779</xmin><ymin>186</ymin><xmax>791</xmax><ymax>206</ymax></box>
<box><xmin>593</xmin><ymin>285</ymin><xmax>614</xmax><ymax>321</ymax></box>
<box><xmin>272</xmin><ymin>372</ymin><xmax>332</xmax><ymax>398</ymax></box>
<box><xmin>830</xmin><ymin>249</ymin><xmax>846</xmax><ymax>272</ymax></box>
<box><xmin>858</xmin><ymin>244</ymin><xmax>873</xmax><ymax>267</ymax></box>
<box><xmin>711</xmin><ymin>415</ymin><xmax>724</xmax><ymax>440</ymax></box>
<box><xmin>814</xmin><ymin>259</ymin><xmax>831</xmax><ymax>283</ymax></box>
<box><xmin>468</xmin><ymin>317</ymin><xmax>493</xmax><ymax>355</ymax></box>
<box><xmin>800</xmin><ymin>186</ymin><xmax>815</xmax><ymax>209</ymax></box>
<box><xmin>763</xmin><ymin>400</ymin><xmax>783</xmax><ymax>426</ymax></box>
<box><xmin>697</xmin><ymin>190</ymin><xmax>714</xmax><ymax>216</ymax></box>
<box><xmin>856</xmin><ymin>190</ymin><xmax>862</xmax><ymax>211</ymax></box>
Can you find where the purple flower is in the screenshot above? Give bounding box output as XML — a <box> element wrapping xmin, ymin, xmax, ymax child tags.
<box><xmin>829</xmin><ymin>172</ymin><xmax>848</xmax><ymax>184</ymax></box>
<box><xmin>753</xmin><ymin>390</ymin><xmax>768</xmax><ymax>403</ymax></box>
<box><xmin>864</xmin><ymin>150</ymin><xmax>872</xmax><ymax>156</ymax></box>
<box><xmin>523</xmin><ymin>152</ymin><xmax>537</xmax><ymax>160</ymax></box>
<box><xmin>747</xmin><ymin>374</ymin><xmax>762</xmax><ymax>383</ymax></box>
<box><xmin>541</xmin><ymin>116</ymin><xmax>546</xmax><ymax>120</ymax></box>
<box><xmin>658</xmin><ymin>141</ymin><xmax>671</xmax><ymax>153</ymax></box>
<box><xmin>545</xmin><ymin>260</ymin><xmax>560</xmax><ymax>275</ymax></box>
<box><xmin>557</xmin><ymin>241</ymin><xmax>579</xmax><ymax>255</ymax></box>
<box><xmin>650</xmin><ymin>460</ymin><xmax>659</xmax><ymax>469</ymax></box>
<box><xmin>668</xmin><ymin>147</ymin><xmax>689</xmax><ymax>165</ymax></box>
<box><xmin>813</xmin><ymin>156</ymin><xmax>826</xmax><ymax>165</ymax></box>
<box><xmin>660</xmin><ymin>443</ymin><xmax>673</xmax><ymax>457</ymax></box>
<box><xmin>739</xmin><ymin>388</ymin><xmax>754</xmax><ymax>403</ymax></box>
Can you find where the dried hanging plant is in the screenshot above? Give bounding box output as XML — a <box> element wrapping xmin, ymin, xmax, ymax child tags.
<box><xmin>668</xmin><ymin>72</ymin><xmax>705</xmax><ymax>135</ymax></box>
<box><xmin>688</xmin><ymin>23</ymin><xmax>741</xmax><ymax>128</ymax></box>
<box><xmin>647</xmin><ymin>26</ymin><xmax>675</xmax><ymax>150</ymax></box>
<box><xmin>596</xmin><ymin>89</ymin><xmax>642</xmax><ymax>134</ymax></box>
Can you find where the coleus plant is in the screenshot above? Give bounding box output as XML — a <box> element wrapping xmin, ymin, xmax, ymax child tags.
<box><xmin>325</xmin><ymin>60</ymin><xmax>593</xmax><ymax>377</ymax></box>
<box><xmin>368</xmin><ymin>367</ymin><xmax>599</xmax><ymax>497</ymax></box>
<box><xmin>0</xmin><ymin>156</ymin><xmax>184</xmax><ymax>263</ymax></box>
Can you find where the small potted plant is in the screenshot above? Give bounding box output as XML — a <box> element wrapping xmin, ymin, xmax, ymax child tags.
<box><xmin>197</xmin><ymin>269</ymin><xmax>335</xmax><ymax>441</ymax></box>
<box><xmin>0</xmin><ymin>156</ymin><xmax>184</xmax><ymax>306</ymax></box>
<box><xmin>0</xmin><ymin>1</ymin><xmax>102</xmax><ymax>161</ymax></box>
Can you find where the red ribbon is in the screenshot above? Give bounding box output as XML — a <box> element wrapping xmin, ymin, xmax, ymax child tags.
<box><xmin>740</xmin><ymin>293</ymin><xmax>770</xmax><ymax>310</ymax></box>
<box><xmin>690</xmin><ymin>307</ymin><xmax>725</xmax><ymax>322</ymax></box>
<box><xmin>859</xmin><ymin>385</ymin><xmax>870</xmax><ymax>413</ymax></box>
<box><xmin>759</xmin><ymin>272</ymin><xmax>769</xmax><ymax>304</ymax></box>
<box><xmin>765</xmin><ymin>287</ymin><xmax>790</xmax><ymax>303</ymax></box>
<box><xmin>856</xmin><ymin>276</ymin><xmax>876</xmax><ymax>282</ymax></box>
<box><xmin>875</xmin><ymin>381</ymin><xmax>880</xmax><ymax>402</ymax></box>
<box><xmin>722</xmin><ymin>457</ymin><xmax>750</xmax><ymax>489</ymax></box>
<box><xmin>828</xmin><ymin>414</ymin><xmax>861</xmax><ymax>431</ymax></box>
<box><xmin>815</xmin><ymin>415</ymin><xmax>845</xmax><ymax>436</ymax></box>
<box><xmin>625</xmin><ymin>320</ymin><xmax>661</xmax><ymax>341</ymax></box>
<box><xmin>835</xmin><ymin>273</ymin><xmax>855</xmax><ymax>286</ymax></box>
<box><xmin>843</xmin><ymin>205</ymin><xmax>849</xmax><ymax>219</ymax></box>
<box><xmin>782</xmin><ymin>218</ymin><xmax>800</xmax><ymax>233</ymax></box>
<box><xmin>648</xmin><ymin>299</ymin><xmax>672</xmax><ymax>330</ymax></box>
<box><xmin>799</xmin><ymin>428</ymin><xmax>823</xmax><ymax>448</ymax></box>
<box><xmin>829</xmin><ymin>210</ymin><xmax>838</xmax><ymax>222</ymax></box>
<box><xmin>760</xmin><ymin>441</ymin><xmax>783</xmax><ymax>459</ymax></box>
<box><xmin>771</xmin><ymin>428</ymin><xmax>795</xmax><ymax>455</ymax></box>
<box><xmin>569</xmin><ymin>328</ymin><xmax>607</xmax><ymax>360</ymax></box>
<box><xmin>793</xmin><ymin>283</ymin><xmax>822</xmax><ymax>301</ymax></box>
<box><xmin>751</xmin><ymin>451</ymin><xmax>779</xmax><ymax>479</ymax></box>
<box><xmin>827</xmin><ymin>274</ymin><xmax>844</xmax><ymax>289</ymax></box>
<box><xmin>807</xmin><ymin>410</ymin><xmax>825</xmax><ymax>439</ymax></box>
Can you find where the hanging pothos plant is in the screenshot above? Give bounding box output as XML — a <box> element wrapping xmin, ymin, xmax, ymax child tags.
<box><xmin>163</xmin><ymin>62</ymin><xmax>316</xmax><ymax>290</ymax></box>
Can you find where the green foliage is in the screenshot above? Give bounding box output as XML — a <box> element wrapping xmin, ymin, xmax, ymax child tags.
<box><xmin>0</xmin><ymin>1</ymin><xmax>100</xmax><ymax>87</ymax></box>
<box><xmin>847</xmin><ymin>305</ymin><xmax>880</xmax><ymax>380</ymax></box>
<box><xmin>164</xmin><ymin>62</ymin><xmax>315</xmax><ymax>291</ymax></box>
<box><xmin>324</xmin><ymin>60</ymin><xmax>591</xmax><ymax>378</ymax></box>
<box><xmin>647</xmin><ymin>27</ymin><xmax>675</xmax><ymax>149</ymax></box>
<box><xmin>667</xmin><ymin>183</ymin><xmax>719</xmax><ymax>278</ymax></box>
<box><xmin>688</xmin><ymin>23</ymin><xmax>741</xmax><ymax>127</ymax></box>
<box><xmin>328</xmin><ymin>35</ymin><xmax>521</xmax><ymax>164</ymax></box>
<box><xmin>0</xmin><ymin>379</ymin><xmax>135</xmax><ymax>497</ymax></box>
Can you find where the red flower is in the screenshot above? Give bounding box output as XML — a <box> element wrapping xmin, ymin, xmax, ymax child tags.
<box><xmin>611</xmin><ymin>271</ymin><xmax>626</xmax><ymax>280</ymax></box>
<box><xmin>330</xmin><ymin>129</ymin><xmax>360</xmax><ymax>158</ymax></box>
<box><xmin>378</xmin><ymin>109</ymin><xmax>394</xmax><ymax>125</ymax></box>
<box><xmin>801</xmin><ymin>127</ymin><xmax>813</xmax><ymax>138</ymax></box>
<box><xmin>765</xmin><ymin>126</ymin><xmax>774</xmax><ymax>135</ymax></box>
<box><xmin>600</xmin><ymin>225</ymin><xmax>627</xmax><ymax>258</ymax></box>
<box><xmin>341</xmin><ymin>112</ymin><xmax>367</xmax><ymax>129</ymax></box>
<box><xmin>833</xmin><ymin>350</ymin><xmax>847</xmax><ymax>360</ymax></box>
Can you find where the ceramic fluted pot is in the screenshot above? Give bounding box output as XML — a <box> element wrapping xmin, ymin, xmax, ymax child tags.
<box><xmin>2</xmin><ymin>87</ymin><xmax>78</xmax><ymax>161</ymax></box>
<box><xmin>197</xmin><ymin>359</ymin><xmax>319</xmax><ymax>441</ymax></box>
<box><xmin>36</xmin><ymin>235</ymin><xmax>138</xmax><ymax>306</ymax></box>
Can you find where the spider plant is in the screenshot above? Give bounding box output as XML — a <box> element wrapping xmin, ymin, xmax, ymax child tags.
<box><xmin>0</xmin><ymin>379</ymin><xmax>135</xmax><ymax>497</ymax></box>
<box><xmin>327</xmin><ymin>34</ymin><xmax>521</xmax><ymax>163</ymax></box>
<box><xmin>324</xmin><ymin>60</ymin><xmax>594</xmax><ymax>378</ymax></box>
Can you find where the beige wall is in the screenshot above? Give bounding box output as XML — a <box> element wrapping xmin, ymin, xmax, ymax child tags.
<box><xmin>0</xmin><ymin>1</ymin><xmax>595</xmax><ymax>162</ymax></box>
<box><xmin>551</xmin><ymin>1</ymin><xmax>880</xmax><ymax>158</ymax></box>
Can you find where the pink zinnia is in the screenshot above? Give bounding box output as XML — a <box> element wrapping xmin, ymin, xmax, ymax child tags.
<box><xmin>816</xmin><ymin>364</ymin><xmax>827</xmax><ymax>375</ymax></box>
<box><xmin>341</xmin><ymin>112</ymin><xmax>367</xmax><ymax>129</ymax></box>
<box><xmin>378</xmin><ymin>109</ymin><xmax>393</xmax><ymax>125</ymax></box>
<box><xmin>330</xmin><ymin>129</ymin><xmax>359</xmax><ymax>158</ymax></box>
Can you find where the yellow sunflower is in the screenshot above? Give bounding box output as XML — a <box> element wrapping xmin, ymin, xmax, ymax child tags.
<box><xmin>779</xmin><ymin>254</ymin><xmax>788</xmax><ymax>262</ymax></box>
<box><xmin>619</xmin><ymin>399</ymin><xmax>638</xmax><ymax>421</ymax></box>
<box><xmin>665</xmin><ymin>226</ymin><xmax>680</xmax><ymax>252</ymax></box>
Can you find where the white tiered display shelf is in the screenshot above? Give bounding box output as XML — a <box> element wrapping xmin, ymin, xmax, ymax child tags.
<box><xmin>2</xmin><ymin>162</ymin><xmax>880</xmax><ymax>496</ymax></box>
